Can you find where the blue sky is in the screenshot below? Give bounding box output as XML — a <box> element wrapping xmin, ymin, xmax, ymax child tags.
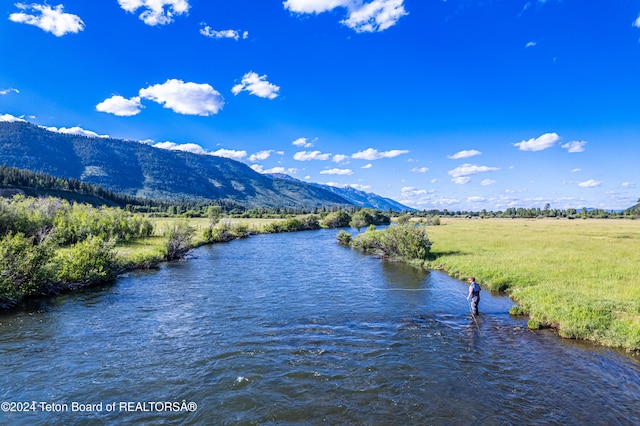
<box><xmin>1</xmin><ymin>0</ymin><xmax>640</xmax><ymax>211</ymax></box>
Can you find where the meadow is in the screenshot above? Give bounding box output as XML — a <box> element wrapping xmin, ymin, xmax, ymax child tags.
<box><xmin>424</xmin><ymin>218</ymin><xmax>640</xmax><ymax>351</ymax></box>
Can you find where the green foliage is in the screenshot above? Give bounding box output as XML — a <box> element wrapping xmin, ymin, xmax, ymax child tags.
<box><xmin>396</xmin><ymin>214</ymin><xmax>410</xmax><ymax>225</ymax></box>
<box><xmin>0</xmin><ymin>232</ymin><xmax>55</xmax><ymax>301</ymax></box>
<box><xmin>52</xmin><ymin>202</ymin><xmax>154</xmax><ymax>245</ymax></box>
<box><xmin>336</xmin><ymin>230</ymin><xmax>352</xmax><ymax>245</ymax></box>
<box><xmin>262</xmin><ymin>215</ymin><xmax>321</xmax><ymax>233</ymax></box>
<box><xmin>164</xmin><ymin>220</ymin><xmax>195</xmax><ymax>260</ymax></box>
<box><xmin>322</xmin><ymin>210</ymin><xmax>351</xmax><ymax>228</ymax></box>
<box><xmin>207</xmin><ymin>205</ymin><xmax>222</xmax><ymax>227</ymax></box>
<box><xmin>528</xmin><ymin>319</ymin><xmax>542</xmax><ymax>330</ymax></box>
<box><xmin>351</xmin><ymin>224</ymin><xmax>431</xmax><ymax>261</ymax></box>
<box><xmin>350</xmin><ymin>209</ymin><xmax>372</xmax><ymax>232</ymax></box>
<box><xmin>0</xmin><ymin>195</ymin><xmax>59</xmax><ymax>237</ymax></box>
<box><xmin>54</xmin><ymin>236</ymin><xmax>116</xmax><ymax>283</ymax></box>
<box><xmin>509</xmin><ymin>305</ymin><xmax>528</xmax><ymax>316</ymax></box>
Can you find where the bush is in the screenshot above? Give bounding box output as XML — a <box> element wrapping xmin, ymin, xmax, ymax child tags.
<box><xmin>350</xmin><ymin>210</ymin><xmax>373</xmax><ymax>232</ymax></box>
<box><xmin>54</xmin><ymin>236</ymin><xmax>117</xmax><ymax>283</ymax></box>
<box><xmin>322</xmin><ymin>210</ymin><xmax>351</xmax><ymax>228</ymax></box>
<box><xmin>336</xmin><ymin>230</ymin><xmax>352</xmax><ymax>245</ymax></box>
<box><xmin>164</xmin><ymin>220</ymin><xmax>195</xmax><ymax>260</ymax></box>
<box><xmin>352</xmin><ymin>224</ymin><xmax>431</xmax><ymax>261</ymax></box>
<box><xmin>0</xmin><ymin>232</ymin><xmax>55</xmax><ymax>300</ymax></box>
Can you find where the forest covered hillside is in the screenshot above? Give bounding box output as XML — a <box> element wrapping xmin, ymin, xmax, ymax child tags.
<box><xmin>0</xmin><ymin>121</ymin><xmax>357</xmax><ymax>209</ymax></box>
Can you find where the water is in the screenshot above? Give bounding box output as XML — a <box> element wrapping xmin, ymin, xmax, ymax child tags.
<box><xmin>1</xmin><ymin>229</ymin><xmax>638</xmax><ymax>425</ymax></box>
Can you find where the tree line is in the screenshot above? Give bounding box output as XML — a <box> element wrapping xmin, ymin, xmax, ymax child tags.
<box><xmin>410</xmin><ymin>202</ymin><xmax>639</xmax><ymax>220</ymax></box>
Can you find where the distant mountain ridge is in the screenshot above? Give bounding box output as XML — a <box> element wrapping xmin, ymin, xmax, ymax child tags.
<box><xmin>0</xmin><ymin>121</ymin><xmax>412</xmax><ymax>210</ymax></box>
<box><xmin>266</xmin><ymin>173</ymin><xmax>413</xmax><ymax>211</ymax></box>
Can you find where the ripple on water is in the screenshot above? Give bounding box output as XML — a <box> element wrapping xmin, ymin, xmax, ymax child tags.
<box><xmin>0</xmin><ymin>229</ymin><xmax>638</xmax><ymax>425</ymax></box>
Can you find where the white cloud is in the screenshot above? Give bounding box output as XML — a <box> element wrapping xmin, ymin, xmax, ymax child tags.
<box><xmin>292</xmin><ymin>137</ymin><xmax>313</xmax><ymax>148</ymax></box>
<box><xmin>45</xmin><ymin>126</ymin><xmax>108</xmax><ymax>138</ymax></box>
<box><xmin>467</xmin><ymin>196</ymin><xmax>486</xmax><ymax>203</ymax></box>
<box><xmin>264</xmin><ymin>167</ymin><xmax>285</xmax><ymax>174</ymax></box>
<box><xmin>349</xmin><ymin>183</ymin><xmax>372</xmax><ymax>191</ymax></box>
<box><xmin>152</xmin><ymin>141</ymin><xmax>247</xmax><ymax>160</ymax></box>
<box><xmin>0</xmin><ymin>113</ymin><xmax>26</xmax><ymax>122</ymax></box>
<box><xmin>283</xmin><ymin>0</ymin><xmax>351</xmax><ymax>14</ymax></box>
<box><xmin>284</xmin><ymin>0</ymin><xmax>407</xmax><ymax>33</ymax></box>
<box><xmin>293</xmin><ymin>150</ymin><xmax>331</xmax><ymax>161</ymax></box>
<box><xmin>621</xmin><ymin>181</ymin><xmax>635</xmax><ymax>188</ymax></box>
<box><xmin>9</xmin><ymin>3</ymin><xmax>84</xmax><ymax>36</ymax></box>
<box><xmin>571</xmin><ymin>168</ymin><xmax>581</xmax><ymax>173</ymax></box>
<box><xmin>578</xmin><ymin>179</ymin><xmax>601</xmax><ymax>188</ymax></box>
<box><xmin>634</xmin><ymin>15</ymin><xmax>640</xmax><ymax>28</ymax></box>
<box><xmin>480</xmin><ymin>179</ymin><xmax>496</xmax><ymax>186</ymax></box>
<box><xmin>341</xmin><ymin>0</ymin><xmax>408</xmax><ymax>33</ymax></box>
<box><xmin>0</xmin><ymin>88</ymin><xmax>19</xmax><ymax>96</ymax></box>
<box><xmin>332</xmin><ymin>154</ymin><xmax>349</xmax><ymax>163</ymax></box>
<box><xmin>448</xmin><ymin>163</ymin><xmax>500</xmax><ymax>178</ymax></box>
<box><xmin>411</xmin><ymin>167</ymin><xmax>429</xmax><ymax>173</ymax></box>
<box><xmin>231</xmin><ymin>72</ymin><xmax>280</xmax><ymax>99</ymax></box>
<box><xmin>211</xmin><ymin>148</ymin><xmax>247</xmax><ymax>161</ymax></box>
<box><xmin>118</xmin><ymin>0</ymin><xmax>189</xmax><ymax>26</ymax></box>
<box><xmin>351</xmin><ymin>148</ymin><xmax>409</xmax><ymax>160</ymax></box>
<box><xmin>96</xmin><ymin>95</ymin><xmax>142</xmax><ymax>116</ymax></box>
<box><xmin>399</xmin><ymin>186</ymin><xmax>459</xmax><ymax>208</ymax></box>
<box><xmin>153</xmin><ymin>141</ymin><xmax>208</xmax><ymax>155</ymax></box>
<box><xmin>448</xmin><ymin>149</ymin><xmax>481</xmax><ymax>160</ymax></box>
<box><xmin>320</xmin><ymin>168</ymin><xmax>353</xmax><ymax>175</ymax></box>
<box><xmin>361</xmin><ymin>163</ymin><xmax>373</xmax><ymax>169</ymax></box>
<box><xmin>561</xmin><ymin>140</ymin><xmax>587</xmax><ymax>153</ymax></box>
<box><xmin>514</xmin><ymin>132</ymin><xmax>560</xmax><ymax>151</ymax></box>
<box><xmin>253</xmin><ymin>166</ymin><xmax>298</xmax><ymax>175</ymax></box>
<box><xmin>139</xmin><ymin>79</ymin><xmax>224</xmax><ymax>116</ymax></box>
<box><xmin>200</xmin><ymin>24</ymin><xmax>248</xmax><ymax>40</ymax></box>
<box><xmin>526</xmin><ymin>41</ymin><xmax>537</xmax><ymax>48</ymax></box>
<box><xmin>248</xmin><ymin>150</ymin><xmax>274</xmax><ymax>162</ymax></box>
<box><xmin>452</xmin><ymin>177</ymin><xmax>471</xmax><ymax>185</ymax></box>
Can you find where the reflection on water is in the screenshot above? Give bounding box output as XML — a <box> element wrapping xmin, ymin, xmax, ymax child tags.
<box><xmin>0</xmin><ymin>229</ymin><xmax>638</xmax><ymax>425</ymax></box>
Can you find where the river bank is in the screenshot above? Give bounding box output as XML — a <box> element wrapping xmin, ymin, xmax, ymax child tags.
<box><xmin>421</xmin><ymin>218</ymin><xmax>640</xmax><ymax>352</ymax></box>
<box><xmin>2</xmin><ymin>228</ymin><xmax>638</xmax><ymax>425</ymax></box>
<box><xmin>4</xmin><ymin>214</ymin><xmax>639</xmax><ymax>352</ymax></box>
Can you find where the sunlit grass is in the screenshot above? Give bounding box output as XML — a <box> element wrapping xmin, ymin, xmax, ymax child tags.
<box><xmin>424</xmin><ymin>218</ymin><xmax>640</xmax><ymax>351</ymax></box>
<box><xmin>115</xmin><ymin>216</ymin><xmax>294</xmax><ymax>266</ymax></box>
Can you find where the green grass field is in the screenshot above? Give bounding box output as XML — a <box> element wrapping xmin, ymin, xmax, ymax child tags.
<box><xmin>114</xmin><ymin>217</ymin><xmax>290</xmax><ymax>265</ymax></box>
<box><xmin>424</xmin><ymin>218</ymin><xmax>640</xmax><ymax>351</ymax></box>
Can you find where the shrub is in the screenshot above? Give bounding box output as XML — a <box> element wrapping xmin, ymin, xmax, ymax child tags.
<box><xmin>0</xmin><ymin>232</ymin><xmax>55</xmax><ymax>300</ymax></box>
<box><xmin>336</xmin><ymin>230</ymin><xmax>352</xmax><ymax>245</ymax></box>
<box><xmin>54</xmin><ymin>236</ymin><xmax>117</xmax><ymax>283</ymax></box>
<box><xmin>164</xmin><ymin>220</ymin><xmax>195</xmax><ymax>260</ymax></box>
<box><xmin>350</xmin><ymin>210</ymin><xmax>373</xmax><ymax>232</ymax></box>
<box><xmin>322</xmin><ymin>210</ymin><xmax>351</xmax><ymax>228</ymax></box>
<box><xmin>352</xmin><ymin>224</ymin><xmax>431</xmax><ymax>261</ymax></box>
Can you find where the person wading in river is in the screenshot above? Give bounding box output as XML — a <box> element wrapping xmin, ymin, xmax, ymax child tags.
<box><xmin>466</xmin><ymin>277</ymin><xmax>481</xmax><ymax>316</ymax></box>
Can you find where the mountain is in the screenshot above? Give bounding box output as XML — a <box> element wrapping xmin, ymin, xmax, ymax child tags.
<box><xmin>312</xmin><ymin>184</ymin><xmax>414</xmax><ymax>211</ymax></box>
<box><xmin>267</xmin><ymin>173</ymin><xmax>413</xmax><ymax>211</ymax></box>
<box><xmin>0</xmin><ymin>121</ymin><xmax>350</xmax><ymax>208</ymax></box>
<box><xmin>0</xmin><ymin>122</ymin><xmax>409</xmax><ymax>210</ymax></box>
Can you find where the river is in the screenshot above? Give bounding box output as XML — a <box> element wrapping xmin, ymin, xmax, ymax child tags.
<box><xmin>1</xmin><ymin>229</ymin><xmax>639</xmax><ymax>425</ymax></box>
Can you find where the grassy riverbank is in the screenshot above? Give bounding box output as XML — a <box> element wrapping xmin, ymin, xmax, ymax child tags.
<box><xmin>423</xmin><ymin>218</ymin><xmax>640</xmax><ymax>352</ymax></box>
<box><xmin>114</xmin><ymin>216</ymin><xmax>316</xmax><ymax>265</ymax></box>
